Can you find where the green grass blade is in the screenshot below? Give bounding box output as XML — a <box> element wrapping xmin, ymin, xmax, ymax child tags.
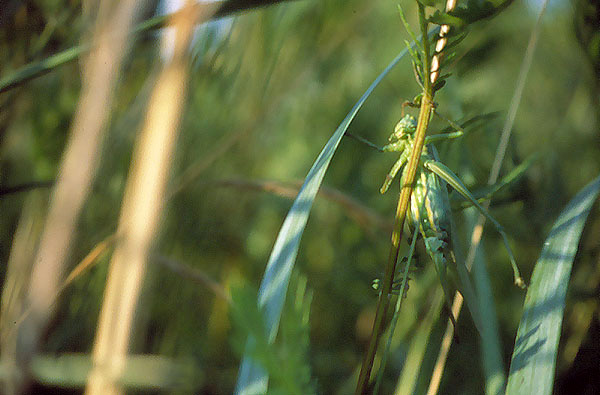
<box><xmin>234</xmin><ymin>39</ymin><xmax>427</xmax><ymax>395</ymax></box>
<box><xmin>506</xmin><ymin>175</ymin><xmax>600</xmax><ymax>395</ymax></box>
<box><xmin>0</xmin><ymin>45</ymin><xmax>88</xmax><ymax>94</ymax></box>
<box><xmin>0</xmin><ymin>1</ymin><xmax>299</xmax><ymax>94</ymax></box>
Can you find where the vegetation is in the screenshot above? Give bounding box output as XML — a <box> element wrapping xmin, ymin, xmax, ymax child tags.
<box><xmin>0</xmin><ymin>0</ymin><xmax>598</xmax><ymax>394</ymax></box>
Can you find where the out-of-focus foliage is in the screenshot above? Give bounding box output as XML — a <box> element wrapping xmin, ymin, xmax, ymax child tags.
<box><xmin>0</xmin><ymin>0</ymin><xmax>599</xmax><ymax>394</ymax></box>
<box><xmin>574</xmin><ymin>0</ymin><xmax>600</xmax><ymax>78</ymax></box>
<box><xmin>230</xmin><ymin>275</ymin><xmax>314</xmax><ymax>395</ymax></box>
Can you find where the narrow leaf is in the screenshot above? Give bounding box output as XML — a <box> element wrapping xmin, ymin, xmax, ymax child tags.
<box><xmin>506</xmin><ymin>175</ymin><xmax>600</xmax><ymax>395</ymax></box>
<box><xmin>234</xmin><ymin>32</ymin><xmax>440</xmax><ymax>395</ymax></box>
<box><xmin>0</xmin><ymin>1</ymin><xmax>299</xmax><ymax>94</ymax></box>
<box><xmin>428</xmin><ymin>10</ymin><xmax>466</xmax><ymax>29</ymax></box>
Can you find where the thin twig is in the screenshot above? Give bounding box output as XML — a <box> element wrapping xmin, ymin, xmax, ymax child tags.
<box><xmin>154</xmin><ymin>255</ymin><xmax>231</xmax><ymax>302</ymax></box>
<box><xmin>12</xmin><ymin>235</ymin><xmax>117</xmax><ymax>334</ymax></box>
<box><xmin>205</xmin><ymin>178</ymin><xmax>393</xmax><ymax>234</ymax></box>
<box><xmin>9</xmin><ymin>234</ymin><xmax>231</xmax><ymax>341</ymax></box>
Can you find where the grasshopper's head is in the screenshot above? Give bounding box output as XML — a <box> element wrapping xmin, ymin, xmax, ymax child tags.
<box><xmin>390</xmin><ymin>115</ymin><xmax>417</xmax><ymax>142</ymax></box>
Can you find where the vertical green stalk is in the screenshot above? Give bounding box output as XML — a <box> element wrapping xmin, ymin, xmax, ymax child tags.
<box><xmin>355</xmin><ymin>5</ymin><xmax>434</xmax><ymax>393</ymax></box>
<box><xmin>418</xmin><ymin>3</ymin><xmax>433</xmax><ymax>91</ymax></box>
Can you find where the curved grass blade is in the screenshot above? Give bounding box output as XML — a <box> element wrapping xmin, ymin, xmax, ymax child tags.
<box><xmin>506</xmin><ymin>175</ymin><xmax>600</xmax><ymax>395</ymax></box>
<box><xmin>233</xmin><ymin>34</ymin><xmax>435</xmax><ymax>394</ymax></box>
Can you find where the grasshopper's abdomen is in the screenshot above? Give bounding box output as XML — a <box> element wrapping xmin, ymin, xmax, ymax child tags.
<box><xmin>406</xmin><ymin>147</ymin><xmax>453</xmax><ymax>244</ymax></box>
<box><xmin>405</xmin><ymin>146</ymin><xmax>457</xmax><ymax>305</ymax></box>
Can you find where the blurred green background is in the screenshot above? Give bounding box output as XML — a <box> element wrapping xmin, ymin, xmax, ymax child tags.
<box><xmin>0</xmin><ymin>0</ymin><xmax>599</xmax><ymax>393</ymax></box>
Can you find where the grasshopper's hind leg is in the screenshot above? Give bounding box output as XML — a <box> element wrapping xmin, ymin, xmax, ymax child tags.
<box><xmin>424</xmin><ymin>159</ymin><xmax>526</xmax><ymax>288</ymax></box>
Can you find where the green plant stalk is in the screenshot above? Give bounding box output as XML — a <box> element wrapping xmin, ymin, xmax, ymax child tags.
<box><xmin>355</xmin><ymin>6</ymin><xmax>433</xmax><ymax>393</ymax></box>
<box><xmin>373</xmin><ymin>222</ymin><xmax>420</xmax><ymax>395</ymax></box>
<box><xmin>419</xmin><ymin>2</ymin><xmax>434</xmax><ymax>90</ymax></box>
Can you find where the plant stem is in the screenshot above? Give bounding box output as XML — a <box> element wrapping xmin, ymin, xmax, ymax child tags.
<box><xmin>355</xmin><ymin>8</ymin><xmax>434</xmax><ymax>392</ymax></box>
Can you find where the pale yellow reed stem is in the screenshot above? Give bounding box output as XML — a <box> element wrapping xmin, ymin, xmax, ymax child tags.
<box><xmin>84</xmin><ymin>3</ymin><xmax>216</xmax><ymax>394</ymax></box>
<box><xmin>15</xmin><ymin>2</ymin><xmax>140</xmax><ymax>390</ymax></box>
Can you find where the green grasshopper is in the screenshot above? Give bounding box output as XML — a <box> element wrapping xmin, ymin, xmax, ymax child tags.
<box><xmin>351</xmin><ymin>113</ymin><xmax>525</xmax><ymax>331</ymax></box>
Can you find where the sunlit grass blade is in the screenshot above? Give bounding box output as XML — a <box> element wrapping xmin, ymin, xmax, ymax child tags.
<box><xmin>233</xmin><ymin>36</ymin><xmax>431</xmax><ymax>394</ymax></box>
<box><xmin>506</xmin><ymin>175</ymin><xmax>600</xmax><ymax>395</ymax></box>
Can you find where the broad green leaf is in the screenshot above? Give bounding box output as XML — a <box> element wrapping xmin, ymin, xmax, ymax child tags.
<box><xmin>506</xmin><ymin>175</ymin><xmax>600</xmax><ymax>395</ymax></box>
<box><xmin>234</xmin><ymin>29</ymin><xmax>439</xmax><ymax>394</ymax></box>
